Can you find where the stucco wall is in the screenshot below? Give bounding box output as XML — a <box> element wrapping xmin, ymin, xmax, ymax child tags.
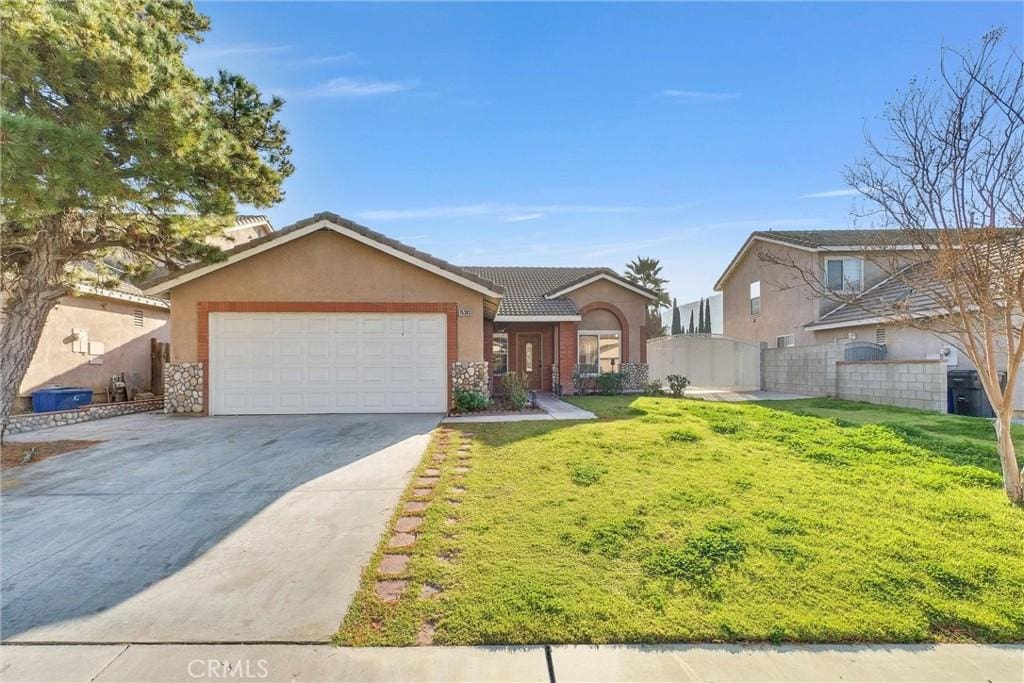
<box><xmin>167</xmin><ymin>229</ymin><xmax>485</xmax><ymax>363</ymax></box>
<box><xmin>581</xmin><ymin>308</ymin><xmax>619</xmax><ymax>330</ymax></box>
<box><xmin>565</xmin><ymin>279</ymin><xmax>647</xmax><ymax>363</ymax></box>
<box><xmin>720</xmin><ymin>243</ymin><xmax>819</xmax><ymax>347</ymax></box>
<box><xmin>17</xmin><ymin>295</ymin><xmax>169</xmax><ymax>402</ymax></box>
<box><xmin>647</xmin><ymin>335</ymin><xmax>760</xmax><ymax>390</ymax></box>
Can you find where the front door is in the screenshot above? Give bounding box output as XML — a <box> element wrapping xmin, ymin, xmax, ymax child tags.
<box><xmin>516</xmin><ymin>333</ymin><xmax>542</xmax><ymax>390</ymax></box>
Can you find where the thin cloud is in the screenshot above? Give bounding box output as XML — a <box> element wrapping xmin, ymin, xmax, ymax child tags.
<box><xmin>293</xmin><ymin>53</ymin><xmax>358</xmax><ymax>66</ymax></box>
<box><xmin>293</xmin><ymin>77</ymin><xmax>417</xmax><ymax>99</ymax></box>
<box><xmin>191</xmin><ymin>43</ymin><xmax>292</xmax><ymax>59</ymax></box>
<box><xmin>503</xmin><ymin>213</ymin><xmax>545</xmax><ymax>223</ymax></box>
<box><xmin>359</xmin><ymin>202</ymin><xmax>698</xmax><ymax>222</ymax></box>
<box><xmin>801</xmin><ymin>188</ymin><xmax>860</xmax><ymax>198</ymax></box>
<box><xmin>659</xmin><ymin>89</ymin><xmax>742</xmax><ymax>102</ymax></box>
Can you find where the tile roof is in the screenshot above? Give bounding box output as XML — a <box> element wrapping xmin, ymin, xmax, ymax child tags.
<box><xmin>807</xmin><ymin>264</ymin><xmax>941</xmax><ymax>328</ymax></box>
<box><xmin>753</xmin><ymin>229</ymin><xmax>945</xmax><ymax>249</ymax></box>
<box><xmin>461</xmin><ymin>266</ymin><xmax>601</xmax><ymax>316</ymax></box>
<box><xmin>232</xmin><ymin>214</ymin><xmax>271</xmax><ymax>227</ymax></box>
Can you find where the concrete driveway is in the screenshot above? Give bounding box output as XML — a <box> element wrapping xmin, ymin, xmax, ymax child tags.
<box><xmin>1</xmin><ymin>412</ymin><xmax>440</xmax><ymax>643</ymax></box>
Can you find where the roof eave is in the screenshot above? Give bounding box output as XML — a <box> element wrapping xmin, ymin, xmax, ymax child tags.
<box><xmin>142</xmin><ymin>214</ymin><xmax>506</xmax><ymax>299</ymax></box>
<box><xmin>543</xmin><ymin>272</ymin><xmax>659</xmax><ymax>301</ymax></box>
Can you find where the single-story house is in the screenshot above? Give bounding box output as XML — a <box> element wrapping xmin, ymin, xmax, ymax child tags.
<box><xmin>142</xmin><ymin>211</ymin><xmax>655</xmax><ymax>415</ymax></box>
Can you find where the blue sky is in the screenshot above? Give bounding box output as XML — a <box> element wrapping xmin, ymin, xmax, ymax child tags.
<box><xmin>190</xmin><ymin>2</ymin><xmax>1022</xmax><ymax>303</ymax></box>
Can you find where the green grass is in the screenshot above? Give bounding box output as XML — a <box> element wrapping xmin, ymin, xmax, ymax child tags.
<box><xmin>337</xmin><ymin>397</ymin><xmax>1024</xmax><ymax>646</ymax></box>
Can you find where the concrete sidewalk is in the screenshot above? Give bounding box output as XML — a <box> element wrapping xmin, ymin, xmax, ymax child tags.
<box><xmin>2</xmin><ymin>643</ymin><xmax>1020</xmax><ymax>682</ymax></box>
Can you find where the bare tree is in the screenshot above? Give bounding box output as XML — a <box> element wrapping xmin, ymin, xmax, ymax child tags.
<box><xmin>762</xmin><ymin>29</ymin><xmax>1024</xmax><ymax>505</ymax></box>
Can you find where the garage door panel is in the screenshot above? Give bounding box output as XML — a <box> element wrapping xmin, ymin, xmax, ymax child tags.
<box><xmin>362</xmin><ymin>318</ymin><xmax>386</xmax><ymax>335</ymax></box>
<box><xmin>308</xmin><ymin>367</ymin><xmax>331</xmax><ymax>383</ymax></box>
<box><xmin>210</xmin><ymin>312</ymin><xmax>447</xmax><ymax>414</ymax></box>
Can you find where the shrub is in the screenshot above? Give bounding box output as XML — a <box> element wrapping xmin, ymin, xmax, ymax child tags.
<box><xmin>571</xmin><ymin>365</ymin><xmax>592</xmax><ymax>395</ymax></box>
<box><xmin>502</xmin><ymin>372</ymin><xmax>530</xmax><ymax>410</ymax></box>
<box><xmin>453</xmin><ymin>389</ymin><xmax>489</xmax><ymax>413</ymax></box>
<box><xmin>596</xmin><ymin>372</ymin><xmax>624</xmax><ymax>395</ymax></box>
<box><xmin>643</xmin><ymin>380</ymin><xmax>665</xmax><ymax>396</ymax></box>
<box><xmin>666</xmin><ymin>374</ymin><xmax>690</xmax><ymax>397</ymax></box>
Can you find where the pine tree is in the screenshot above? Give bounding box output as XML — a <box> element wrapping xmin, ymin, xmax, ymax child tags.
<box><xmin>1</xmin><ymin>0</ymin><xmax>294</xmax><ymax>426</ymax></box>
<box><xmin>688</xmin><ymin>310</ymin><xmax>695</xmax><ymax>334</ymax></box>
<box><xmin>670</xmin><ymin>298</ymin><xmax>682</xmax><ymax>335</ymax></box>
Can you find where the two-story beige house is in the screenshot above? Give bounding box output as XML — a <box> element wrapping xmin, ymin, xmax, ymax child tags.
<box><xmin>714</xmin><ymin>229</ymin><xmax>911</xmax><ymax>348</ymax></box>
<box><xmin>714</xmin><ymin>229</ymin><xmax>1023</xmax><ymax>415</ymax></box>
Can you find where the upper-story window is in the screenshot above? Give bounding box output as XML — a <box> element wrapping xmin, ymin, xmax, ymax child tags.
<box><xmin>825</xmin><ymin>257</ymin><xmax>864</xmax><ymax>292</ymax></box>
<box><xmin>749</xmin><ymin>280</ymin><xmax>761</xmax><ymax>315</ymax></box>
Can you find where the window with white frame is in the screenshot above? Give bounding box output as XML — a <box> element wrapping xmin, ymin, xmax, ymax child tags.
<box><xmin>776</xmin><ymin>335</ymin><xmax>795</xmax><ymax>348</ymax></box>
<box><xmin>578</xmin><ymin>331</ymin><xmax>620</xmax><ymax>375</ymax></box>
<box><xmin>825</xmin><ymin>257</ymin><xmax>864</xmax><ymax>292</ymax></box>
<box><xmin>749</xmin><ymin>281</ymin><xmax>761</xmax><ymax>315</ymax></box>
<box><xmin>492</xmin><ymin>333</ymin><xmax>509</xmax><ymax>375</ymax></box>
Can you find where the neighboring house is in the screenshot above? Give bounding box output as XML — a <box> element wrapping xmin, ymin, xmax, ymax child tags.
<box><xmin>714</xmin><ymin>228</ymin><xmax>1023</xmax><ymax>414</ymax></box>
<box><xmin>142</xmin><ymin>212</ymin><xmax>655</xmax><ymax>415</ymax></box>
<box><xmin>12</xmin><ymin>215</ymin><xmax>273</xmax><ymax>412</ymax></box>
<box><xmin>14</xmin><ymin>281</ymin><xmax>171</xmax><ymax>412</ymax></box>
<box><xmin>205</xmin><ymin>214</ymin><xmax>274</xmax><ymax>250</ymax></box>
<box><xmin>713</xmin><ymin>229</ymin><xmax>915</xmax><ymax>349</ymax></box>
<box><xmin>676</xmin><ymin>294</ymin><xmax>723</xmax><ymax>335</ymax></box>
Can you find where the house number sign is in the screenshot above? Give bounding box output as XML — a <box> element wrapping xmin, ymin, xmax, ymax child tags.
<box><xmin>458</xmin><ymin>308</ymin><xmax>473</xmax><ymax>317</ymax></box>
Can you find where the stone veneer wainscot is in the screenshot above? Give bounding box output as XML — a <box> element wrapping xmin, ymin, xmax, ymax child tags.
<box><xmin>620</xmin><ymin>362</ymin><xmax>649</xmax><ymax>392</ymax></box>
<box><xmin>4</xmin><ymin>398</ymin><xmax>165</xmax><ymax>435</ymax></box>
<box><xmin>164</xmin><ymin>362</ymin><xmax>204</xmax><ymax>414</ymax></box>
<box><xmin>451</xmin><ymin>361</ymin><xmax>489</xmax><ymax>400</ymax></box>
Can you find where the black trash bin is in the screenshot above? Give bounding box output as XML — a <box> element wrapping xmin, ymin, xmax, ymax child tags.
<box><xmin>947</xmin><ymin>370</ymin><xmax>1006</xmax><ymax>417</ymax></box>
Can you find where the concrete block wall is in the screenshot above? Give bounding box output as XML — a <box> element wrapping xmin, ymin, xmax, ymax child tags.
<box><xmin>836</xmin><ymin>360</ymin><xmax>948</xmax><ymax>412</ymax></box>
<box><xmin>761</xmin><ymin>342</ymin><xmax>846</xmax><ymax>396</ymax></box>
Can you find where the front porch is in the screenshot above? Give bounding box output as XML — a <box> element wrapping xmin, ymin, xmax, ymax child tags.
<box><xmin>485</xmin><ymin>312</ymin><xmax>644</xmax><ymax>396</ymax></box>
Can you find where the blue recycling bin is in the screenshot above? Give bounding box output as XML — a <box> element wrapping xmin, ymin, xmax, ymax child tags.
<box><xmin>31</xmin><ymin>387</ymin><xmax>93</xmax><ymax>413</ymax></box>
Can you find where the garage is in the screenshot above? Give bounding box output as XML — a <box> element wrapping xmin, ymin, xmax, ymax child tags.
<box><xmin>142</xmin><ymin>214</ymin><xmax>506</xmax><ymax>415</ymax></box>
<box><xmin>210</xmin><ymin>312</ymin><xmax>447</xmax><ymax>414</ymax></box>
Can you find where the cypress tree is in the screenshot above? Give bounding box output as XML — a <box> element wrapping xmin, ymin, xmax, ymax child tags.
<box><xmin>698</xmin><ymin>298</ymin><xmax>705</xmax><ymax>334</ymax></box>
<box><xmin>688</xmin><ymin>309</ymin><xmax>695</xmax><ymax>334</ymax></box>
<box><xmin>704</xmin><ymin>298</ymin><xmax>713</xmax><ymax>333</ymax></box>
<box><xmin>670</xmin><ymin>298</ymin><xmax>682</xmax><ymax>335</ymax></box>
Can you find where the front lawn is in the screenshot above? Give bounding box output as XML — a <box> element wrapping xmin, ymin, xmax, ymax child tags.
<box><xmin>337</xmin><ymin>396</ymin><xmax>1024</xmax><ymax>645</ymax></box>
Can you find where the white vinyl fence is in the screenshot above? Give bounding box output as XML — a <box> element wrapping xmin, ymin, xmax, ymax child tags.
<box><xmin>646</xmin><ymin>335</ymin><xmax>761</xmax><ymax>390</ymax></box>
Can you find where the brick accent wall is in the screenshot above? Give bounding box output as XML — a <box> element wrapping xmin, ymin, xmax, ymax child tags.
<box><xmin>836</xmin><ymin>360</ymin><xmax>948</xmax><ymax>412</ymax></box>
<box><xmin>5</xmin><ymin>398</ymin><xmax>164</xmax><ymax>435</ymax></box>
<box><xmin>197</xmin><ymin>302</ymin><xmax>457</xmax><ymax>415</ymax></box>
<box><xmin>557</xmin><ymin>321</ymin><xmax>578</xmax><ymax>395</ymax></box>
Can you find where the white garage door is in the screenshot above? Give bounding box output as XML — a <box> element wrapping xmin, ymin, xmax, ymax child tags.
<box><xmin>209</xmin><ymin>312</ymin><xmax>447</xmax><ymax>415</ymax></box>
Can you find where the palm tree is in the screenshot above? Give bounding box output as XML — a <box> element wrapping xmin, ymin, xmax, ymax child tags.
<box><xmin>625</xmin><ymin>257</ymin><xmax>670</xmax><ymax>338</ymax></box>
